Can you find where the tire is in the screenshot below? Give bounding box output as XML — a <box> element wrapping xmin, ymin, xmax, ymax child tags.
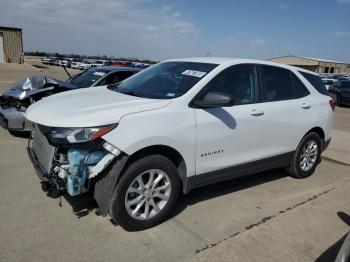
<box><xmin>336</xmin><ymin>95</ymin><xmax>342</xmax><ymax>107</ymax></box>
<box><xmin>287</xmin><ymin>132</ymin><xmax>322</xmax><ymax>179</ymax></box>
<box><xmin>111</xmin><ymin>155</ymin><xmax>180</xmax><ymax>231</ymax></box>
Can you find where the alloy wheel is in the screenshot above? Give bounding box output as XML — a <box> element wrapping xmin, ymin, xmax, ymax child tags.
<box><xmin>124</xmin><ymin>169</ymin><xmax>172</xmax><ymax>220</ymax></box>
<box><xmin>300</xmin><ymin>140</ymin><xmax>318</xmax><ymax>172</ymax></box>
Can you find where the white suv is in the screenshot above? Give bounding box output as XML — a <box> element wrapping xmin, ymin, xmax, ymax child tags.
<box><xmin>25</xmin><ymin>58</ymin><xmax>334</xmax><ymax>231</ymax></box>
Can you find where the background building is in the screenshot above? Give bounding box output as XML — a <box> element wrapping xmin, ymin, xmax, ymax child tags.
<box><xmin>0</xmin><ymin>26</ymin><xmax>24</xmax><ymax>64</ymax></box>
<box><xmin>267</xmin><ymin>55</ymin><xmax>350</xmax><ymax>75</ymax></box>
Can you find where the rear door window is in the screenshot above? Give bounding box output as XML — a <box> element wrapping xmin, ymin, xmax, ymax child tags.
<box><xmin>261</xmin><ymin>66</ymin><xmax>294</xmax><ymax>102</ymax></box>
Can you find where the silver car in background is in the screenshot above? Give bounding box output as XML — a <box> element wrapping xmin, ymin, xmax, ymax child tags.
<box><xmin>0</xmin><ymin>67</ymin><xmax>141</xmax><ymax>135</ymax></box>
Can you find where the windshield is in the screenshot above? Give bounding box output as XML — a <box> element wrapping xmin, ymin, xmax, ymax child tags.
<box><xmin>70</xmin><ymin>69</ymin><xmax>109</xmax><ymax>88</ymax></box>
<box><xmin>110</xmin><ymin>62</ymin><xmax>218</xmax><ymax>99</ymax></box>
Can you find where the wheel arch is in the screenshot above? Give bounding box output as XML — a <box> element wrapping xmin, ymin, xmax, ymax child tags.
<box><xmin>122</xmin><ymin>145</ymin><xmax>188</xmax><ymax>194</ymax></box>
<box><xmin>306</xmin><ymin>126</ymin><xmax>325</xmax><ymax>141</ymax></box>
<box><xmin>305</xmin><ymin>126</ymin><xmax>328</xmax><ymax>151</ymax></box>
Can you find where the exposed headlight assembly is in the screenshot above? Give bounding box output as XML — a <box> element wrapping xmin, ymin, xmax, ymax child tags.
<box><xmin>47</xmin><ymin>124</ymin><xmax>117</xmax><ymax>144</ymax></box>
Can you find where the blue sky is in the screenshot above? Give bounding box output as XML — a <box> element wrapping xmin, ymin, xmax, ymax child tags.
<box><xmin>0</xmin><ymin>0</ymin><xmax>349</xmax><ymax>61</ymax></box>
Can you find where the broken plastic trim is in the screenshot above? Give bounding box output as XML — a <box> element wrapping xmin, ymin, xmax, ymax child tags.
<box><xmin>88</xmin><ymin>142</ymin><xmax>121</xmax><ymax>179</ymax></box>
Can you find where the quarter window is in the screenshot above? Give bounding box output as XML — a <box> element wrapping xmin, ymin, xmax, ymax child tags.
<box><xmin>201</xmin><ymin>64</ymin><xmax>258</xmax><ymax>105</ymax></box>
<box><xmin>300</xmin><ymin>72</ymin><xmax>329</xmax><ymax>95</ymax></box>
<box><xmin>292</xmin><ymin>74</ymin><xmax>310</xmax><ymax>98</ymax></box>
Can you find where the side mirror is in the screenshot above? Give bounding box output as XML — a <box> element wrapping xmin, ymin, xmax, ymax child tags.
<box><xmin>192</xmin><ymin>91</ymin><xmax>234</xmax><ymax>108</ymax></box>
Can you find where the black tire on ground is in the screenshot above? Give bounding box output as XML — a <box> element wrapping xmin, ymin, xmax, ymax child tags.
<box><xmin>110</xmin><ymin>155</ymin><xmax>180</xmax><ymax>231</ymax></box>
<box><xmin>336</xmin><ymin>95</ymin><xmax>342</xmax><ymax>107</ymax></box>
<box><xmin>287</xmin><ymin>132</ymin><xmax>322</xmax><ymax>179</ymax></box>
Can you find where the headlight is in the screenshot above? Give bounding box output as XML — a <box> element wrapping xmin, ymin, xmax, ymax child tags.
<box><xmin>47</xmin><ymin>124</ymin><xmax>117</xmax><ymax>144</ymax></box>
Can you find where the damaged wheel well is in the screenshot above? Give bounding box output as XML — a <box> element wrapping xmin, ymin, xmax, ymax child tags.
<box><xmin>93</xmin><ymin>145</ymin><xmax>188</xmax><ymax>216</ymax></box>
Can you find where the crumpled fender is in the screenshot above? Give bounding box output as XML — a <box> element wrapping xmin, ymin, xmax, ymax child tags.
<box><xmin>93</xmin><ymin>154</ymin><xmax>129</xmax><ymax>216</ymax></box>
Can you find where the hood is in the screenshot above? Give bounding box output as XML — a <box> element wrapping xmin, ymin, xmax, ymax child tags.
<box><xmin>1</xmin><ymin>75</ymin><xmax>76</xmax><ymax>100</ymax></box>
<box><xmin>25</xmin><ymin>86</ymin><xmax>171</xmax><ymax>127</ymax></box>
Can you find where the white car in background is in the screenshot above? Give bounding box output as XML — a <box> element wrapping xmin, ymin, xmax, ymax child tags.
<box><xmin>26</xmin><ymin>58</ymin><xmax>334</xmax><ymax>231</ymax></box>
<box><xmin>78</xmin><ymin>61</ymin><xmax>92</xmax><ymax>70</ymax></box>
<box><xmin>70</xmin><ymin>62</ymin><xmax>81</xmax><ymax>69</ymax></box>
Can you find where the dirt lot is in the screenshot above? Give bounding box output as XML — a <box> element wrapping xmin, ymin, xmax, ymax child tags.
<box><xmin>0</xmin><ymin>62</ymin><xmax>349</xmax><ymax>262</ymax></box>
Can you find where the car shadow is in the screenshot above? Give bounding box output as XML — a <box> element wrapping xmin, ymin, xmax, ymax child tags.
<box><xmin>62</xmin><ymin>168</ymin><xmax>287</xmax><ymax>221</ymax></box>
<box><xmin>204</xmin><ymin>108</ymin><xmax>237</xmax><ymax>129</ymax></box>
<box><xmin>336</xmin><ymin>104</ymin><xmax>350</xmax><ymax>109</ymax></box>
<box><xmin>63</xmin><ymin>193</ymin><xmax>98</xmax><ymax>219</ymax></box>
<box><xmin>316</xmin><ymin>211</ymin><xmax>350</xmax><ymax>262</ymax></box>
<box><xmin>9</xmin><ymin>130</ymin><xmax>30</xmax><ymax>138</ymax></box>
<box><xmin>168</xmin><ymin>168</ymin><xmax>287</xmax><ymax>219</ymax></box>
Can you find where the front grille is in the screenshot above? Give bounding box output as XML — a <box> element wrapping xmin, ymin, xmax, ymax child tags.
<box><xmin>32</xmin><ymin>125</ymin><xmax>55</xmax><ymax>174</ymax></box>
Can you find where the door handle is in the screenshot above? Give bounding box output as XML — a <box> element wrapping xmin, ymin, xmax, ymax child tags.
<box><xmin>250</xmin><ymin>109</ymin><xmax>264</xmax><ymax>116</ymax></box>
<box><xmin>301</xmin><ymin>103</ymin><xmax>311</xmax><ymax>109</ymax></box>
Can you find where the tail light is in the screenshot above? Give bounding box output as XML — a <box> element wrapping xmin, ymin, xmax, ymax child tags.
<box><xmin>329</xmin><ymin>99</ymin><xmax>336</xmax><ymax>111</ymax></box>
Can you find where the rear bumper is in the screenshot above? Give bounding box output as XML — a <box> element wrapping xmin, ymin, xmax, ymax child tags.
<box><xmin>0</xmin><ymin>106</ymin><xmax>33</xmax><ymax>132</ymax></box>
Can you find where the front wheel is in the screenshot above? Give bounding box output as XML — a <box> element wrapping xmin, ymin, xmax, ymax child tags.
<box><xmin>111</xmin><ymin>155</ymin><xmax>180</xmax><ymax>231</ymax></box>
<box><xmin>287</xmin><ymin>132</ymin><xmax>321</xmax><ymax>179</ymax></box>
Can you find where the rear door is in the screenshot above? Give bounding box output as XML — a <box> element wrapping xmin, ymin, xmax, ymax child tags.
<box><xmin>257</xmin><ymin>65</ymin><xmax>316</xmax><ymax>157</ymax></box>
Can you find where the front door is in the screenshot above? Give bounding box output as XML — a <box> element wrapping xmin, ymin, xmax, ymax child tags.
<box><xmin>194</xmin><ymin>64</ymin><xmax>265</xmax><ymax>175</ymax></box>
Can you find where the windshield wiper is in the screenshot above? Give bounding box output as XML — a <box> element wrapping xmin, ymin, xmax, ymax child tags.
<box><xmin>107</xmin><ymin>83</ymin><xmax>120</xmax><ymax>91</ymax></box>
<box><xmin>107</xmin><ymin>83</ymin><xmax>140</xmax><ymax>97</ymax></box>
<box><xmin>120</xmin><ymin>90</ymin><xmax>140</xmax><ymax>97</ymax></box>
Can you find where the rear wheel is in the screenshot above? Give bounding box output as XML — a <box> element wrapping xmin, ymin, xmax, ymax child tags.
<box><xmin>287</xmin><ymin>132</ymin><xmax>321</xmax><ymax>179</ymax></box>
<box><xmin>111</xmin><ymin>155</ymin><xmax>180</xmax><ymax>231</ymax></box>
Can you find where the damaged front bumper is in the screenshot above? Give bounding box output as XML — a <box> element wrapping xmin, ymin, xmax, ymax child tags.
<box><xmin>27</xmin><ymin>126</ymin><xmax>121</xmax><ymax>199</ymax></box>
<box><xmin>0</xmin><ymin>106</ymin><xmax>33</xmax><ymax>132</ymax></box>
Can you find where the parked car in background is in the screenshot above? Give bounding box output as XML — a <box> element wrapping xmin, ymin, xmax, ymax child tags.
<box><xmin>90</xmin><ymin>61</ymin><xmax>104</xmax><ymax>68</ymax></box>
<box><xmin>103</xmin><ymin>61</ymin><xmax>113</xmax><ymax>66</ymax></box>
<box><xmin>41</xmin><ymin>57</ymin><xmax>51</xmax><ymax>65</ymax></box>
<box><xmin>71</xmin><ymin>62</ymin><xmax>83</xmax><ymax>69</ymax></box>
<box><xmin>60</xmin><ymin>59</ymin><xmax>72</xmax><ymax>68</ymax></box>
<box><xmin>0</xmin><ymin>67</ymin><xmax>141</xmax><ymax>134</ymax></box>
<box><xmin>25</xmin><ymin>58</ymin><xmax>333</xmax><ymax>230</ymax></box>
<box><xmin>41</xmin><ymin>57</ymin><xmax>58</xmax><ymax>65</ymax></box>
<box><xmin>111</xmin><ymin>61</ymin><xmax>133</xmax><ymax>67</ymax></box>
<box><xmin>321</xmin><ymin>78</ymin><xmax>336</xmax><ymax>91</ymax></box>
<box><xmin>79</xmin><ymin>61</ymin><xmax>92</xmax><ymax>70</ymax></box>
<box><xmin>329</xmin><ymin>80</ymin><xmax>350</xmax><ymax>106</ymax></box>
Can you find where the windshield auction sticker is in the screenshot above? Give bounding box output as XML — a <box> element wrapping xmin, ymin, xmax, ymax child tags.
<box><xmin>93</xmin><ymin>72</ymin><xmax>106</xmax><ymax>76</ymax></box>
<box><xmin>182</xmin><ymin>70</ymin><xmax>207</xmax><ymax>78</ymax></box>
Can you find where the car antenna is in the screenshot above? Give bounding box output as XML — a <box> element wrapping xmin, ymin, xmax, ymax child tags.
<box><xmin>63</xmin><ymin>65</ymin><xmax>74</xmax><ymax>84</ymax></box>
<box><xmin>58</xmin><ymin>54</ymin><xmax>74</xmax><ymax>84</ymax></box>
